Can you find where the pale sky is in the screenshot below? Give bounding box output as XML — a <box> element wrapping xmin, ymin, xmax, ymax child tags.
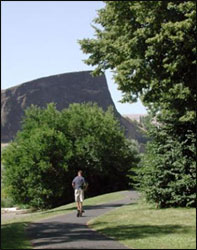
<box><xmin>1</xmin><ymin>1</ymin><xmax>147</xmax><ymax>115</ymax></box>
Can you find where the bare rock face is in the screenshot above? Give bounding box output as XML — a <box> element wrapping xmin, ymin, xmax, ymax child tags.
<box><xmin>1</xmin><ymin>71</ymin><xmax>145</xmax><ymax>144</ymax></box>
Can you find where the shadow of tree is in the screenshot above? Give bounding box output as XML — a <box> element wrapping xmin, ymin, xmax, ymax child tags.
<box><xmin>84</xmin><ymin>201</ymin><xmax>137</xmax><ymax>211</ymax></box>
<box><xmin>91</xmin><ymin>222</ymin><xmax>192</xmax><ymax>241</ymax></box>
<box><xmin>26</xmin><ymin>221</ymin><xmax>127</xmax><ymax>249</ymax></box>
<box><xmin>26</xmin><ymin>220</ymin><xmax>192</xmax><ymax>249</ymax></box>
<box><xmin>40</xmin><ymin>202</ymin><xmax>134</xmax><ymax>216</ymax></box>
<box><xmin>1</xmin><ymin>222</ymin><xmax>31</xmax><ymax>249</ymax></box>
<box><xmin>41</xmin><ymin>206</ymin><xmax>75</xmax><ymax>215</ymax></box>
<box><xmin>2</xmin><ymin>218</ymin><xmax>192</xmax><ymax>249</ymax></box>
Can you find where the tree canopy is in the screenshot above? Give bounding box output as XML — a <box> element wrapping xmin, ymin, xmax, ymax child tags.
<box><xmin>79</xmin><ymin>1</ymin><xmax>196</xmax><ymax>208</ymax></box>
<box><xmin>79</xmin><ymin>1</ymin><xmax>196</xmax><ymax>111</ymax></box>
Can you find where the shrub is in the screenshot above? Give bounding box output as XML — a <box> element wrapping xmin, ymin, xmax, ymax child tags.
<box><xmin>2</xmin><ymin>103</ymin><xmax>140</xmax><ymax>209</ymax></box>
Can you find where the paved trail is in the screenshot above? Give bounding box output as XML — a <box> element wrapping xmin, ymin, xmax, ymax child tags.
<box><xmin>26</xmin><ymin>190</ymin><xmax>139</xmax><ymax>249</ymax></box>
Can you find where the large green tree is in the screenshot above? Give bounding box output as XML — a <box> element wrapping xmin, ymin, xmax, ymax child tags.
<box><xmin>2</xmin><ymin>103</ymin><xmax>139</xmax><ymax>209</ymax></box>
<box><xmin>79</xmin><ymin>1</ymin><xmax>196</xmax><ymax>207</ymax></box>
<box><xmin>79</xmin><ymin>1</ymin><xmax>196</xmax><ymax>110</ymax></box>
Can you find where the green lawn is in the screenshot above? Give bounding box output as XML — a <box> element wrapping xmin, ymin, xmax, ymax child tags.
<box><xmin>1</xmin><ymin>190</ymin><xmax>127</xmax><ymax>249</ymax></box>
<box><xmin>1</xmin><ymin>222</ymin><xmax>31</xmax><ymax>249</ymax></box>
<box><xmin>2</xmin><ymin>191</ymin><xmax>196</xmax><ymax>249</ymax></box>
<box><xmin>88</xmin><ymin>198</ymin><xmax>196</xmax><ymax>249</ymax></box>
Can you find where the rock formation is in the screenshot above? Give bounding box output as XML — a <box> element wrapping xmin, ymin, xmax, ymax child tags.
<box><xmin>1</xmin><ymin>71</ymin><xmax>146</xmax><ymax>146</ymax></box>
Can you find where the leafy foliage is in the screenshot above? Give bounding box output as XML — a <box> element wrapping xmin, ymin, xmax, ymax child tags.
<box><xmin>137</xmin><ymin>126</ymin><xmax>196</xmax><ymax>208</ymax></box>
<box><xmin>2</xmin><ymin>103</ymin><xmax>140</xmax><ymax>209</ymax></box>
<box><xmin>79</xmin><ymin>1</ymin><xmax>196</xmax><ymax>108</ymax></box>
<box><xmin>79</xmin><ymin>1</ymin><xmax>196</xmax><ymax>207</ymax></box>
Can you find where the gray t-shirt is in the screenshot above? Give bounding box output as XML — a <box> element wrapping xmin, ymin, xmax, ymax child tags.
<box><xmin>72</xmin><ymin>176</ymin><xmax>86</xmax><ymax>189</ymax></box>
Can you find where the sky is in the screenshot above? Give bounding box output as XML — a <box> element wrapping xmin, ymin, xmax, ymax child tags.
<box><xmin>1</xmin><ymin>1</ymin><xmax>147</xmax><ymax>115</ymax></box>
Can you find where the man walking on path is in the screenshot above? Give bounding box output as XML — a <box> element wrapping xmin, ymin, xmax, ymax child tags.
<box><xmin>72</xmin><ymin>170</ymin><xmax>87</xmax><ymax>217</ymax></box>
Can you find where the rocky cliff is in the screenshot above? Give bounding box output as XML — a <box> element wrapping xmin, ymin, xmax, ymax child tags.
<box><xmin>1</xmin><ymin>71</ymin><xmax>145</xmax><ymax>145</ymax></box>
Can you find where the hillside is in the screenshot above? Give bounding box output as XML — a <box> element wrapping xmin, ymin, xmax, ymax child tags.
<box><xmin>1</xmin><ymin>71</ymin><xmax>147</xmax><ymax>148</ymax></box>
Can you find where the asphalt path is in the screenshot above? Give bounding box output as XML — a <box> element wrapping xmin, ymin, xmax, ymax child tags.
<box><xmin>26</xmin><ymin>190</ymin><xmax>139</xmax><ymax>249</ymax></box>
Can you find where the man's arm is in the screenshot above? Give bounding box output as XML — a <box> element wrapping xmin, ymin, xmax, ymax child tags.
<box><xmin>83</xmin><ymin>179</ymin><xmax>88</xmax><ymax>191</ymax></box>
<box><xmin>72</xmin><ymin>178</ymin><xmax>76</xmax><ymax>189</ymax></box>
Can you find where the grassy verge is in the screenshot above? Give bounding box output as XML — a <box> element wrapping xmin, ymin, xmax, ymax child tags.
<box><xmin>88</xmin><ymin>198</ymin><xmax>196</xmax><ymax>249</ymax></box>
<box><xmin>1</xmin><ymin>190</ymin><xmax>127</xmax><ymax>249</ymax></box>
<box><xmin>1</xmin><ymin>222</ymin><xmax>31</xmax><ymax>249</ymax></box>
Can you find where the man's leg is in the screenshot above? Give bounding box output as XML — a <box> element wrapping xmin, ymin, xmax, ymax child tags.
<box><xmin>77</xmin><ymin>202</ymin><xmax>83</xmax><ymax>216</ymax></box>
<box><xmin>76</xmin><ymin>201</ymin><xmax>80</xmax><ymax>210</ymax></box>
<box><xmin>79</xmin><ymin>189</ymin><xmax>84</xmax><ymax>216</ymax></box>
<box><xmin>79</xmin><ymin>202</ymin><xmax>83</xmax><ymax>213</ymax></box>
<box><xmin>75</xmin><ymin>189</ymin><xmax>81</xmax><ymax>217</ymax></box>
<box><xmin>76</xmin><ymin>201</ymin><xmax>80</xmax><ymax>217</ymax></box>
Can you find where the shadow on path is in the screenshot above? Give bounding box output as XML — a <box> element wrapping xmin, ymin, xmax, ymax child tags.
<box><xmin>26</xmin><ymin>190</ymin><xmax>139</xmax><ymax>249</ymax></box>
<box><xmin>27</xmin><ymin>221</ymin><xmax>122</xmax><ymax>249</ymax></box>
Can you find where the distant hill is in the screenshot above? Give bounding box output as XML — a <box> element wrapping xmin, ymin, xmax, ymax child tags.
<box><xmin>123</xmin><ymin>114</ymin><xmax>147</xmax><ymax>123</ymax></box>
<box><xmin>1</xmin><ymin>71</ymin><xmax>148</xmax><ymax>150</ymax></box>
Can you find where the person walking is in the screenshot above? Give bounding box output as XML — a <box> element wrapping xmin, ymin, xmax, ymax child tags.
<box><xmin>72</xmin><ymin>170</ymin><xmax>87</xmax><ymax>217</ymax></box>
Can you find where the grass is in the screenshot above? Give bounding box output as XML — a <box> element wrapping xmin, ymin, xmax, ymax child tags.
<box><xmin>2</xmin><ymin>191</ymin><xmax>196</xmax><ymax>249</ymax></box>
<box><xmin>88</xmin><ymin>198</ymin><xmax>196</xmax><ymax>249</ymax></box>
<box><xmin>1</xmin><ymin>190</ymin><xmax>127</xmax><ymax>249</ymax></box>
<box><xmin>1</xmin><ymin>222</ymin><xmax>32</xmax><ymax>249</ymax></box>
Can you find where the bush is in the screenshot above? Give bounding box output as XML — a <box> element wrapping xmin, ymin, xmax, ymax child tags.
<box><xmin>1</xmin><ymin>197</ymin><xmax>16</xmax><ymax>208</ymax></box>
<box><xmin>136</xmin><ymin>127</ymin><xmax>196</xmax><ymax>208</ymax></box>
<box><xmin>2</xmin><ymin>103</ymin><xmax>140</xmax><ymax>209</ymax></box>
<box><xmin>1</xmin><ymin>186</ymin><xmax>16</xmax><ymax>208</ymax></box>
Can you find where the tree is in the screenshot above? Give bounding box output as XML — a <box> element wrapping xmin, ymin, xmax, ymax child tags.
<box><xmin>2</xmin><ymin>104</ymin><xmax>71</xmax><ymax>209</ymax></box>
<box><xmin>79</xmin><ymin>1</ymin><xmax>196</xmax><ymax>110</ymax></box>
<box><xmin>79</xmin><ymin>0</ymin><xmax>196</xmax><ymax>137</ymax></box>
<box><xmin>2</xmin><ymin>103</ymin><xmax>140</xmax><ymax>209</ymax></box>
<box><xmin>79</xmin><ymin>1</ymin><xmax>196</xmax><ymax>207</ymax></box>
<box><xmin>136</xmin><ymin>125</ymin><xmax>196</xmax><ymax>208</ymax></box>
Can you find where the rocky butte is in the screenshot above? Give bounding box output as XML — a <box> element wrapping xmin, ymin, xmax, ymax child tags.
<box><xmin>1</xmin><ymin>71</ymin><xmax>146</xmax><ymax>148</ymax></box>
